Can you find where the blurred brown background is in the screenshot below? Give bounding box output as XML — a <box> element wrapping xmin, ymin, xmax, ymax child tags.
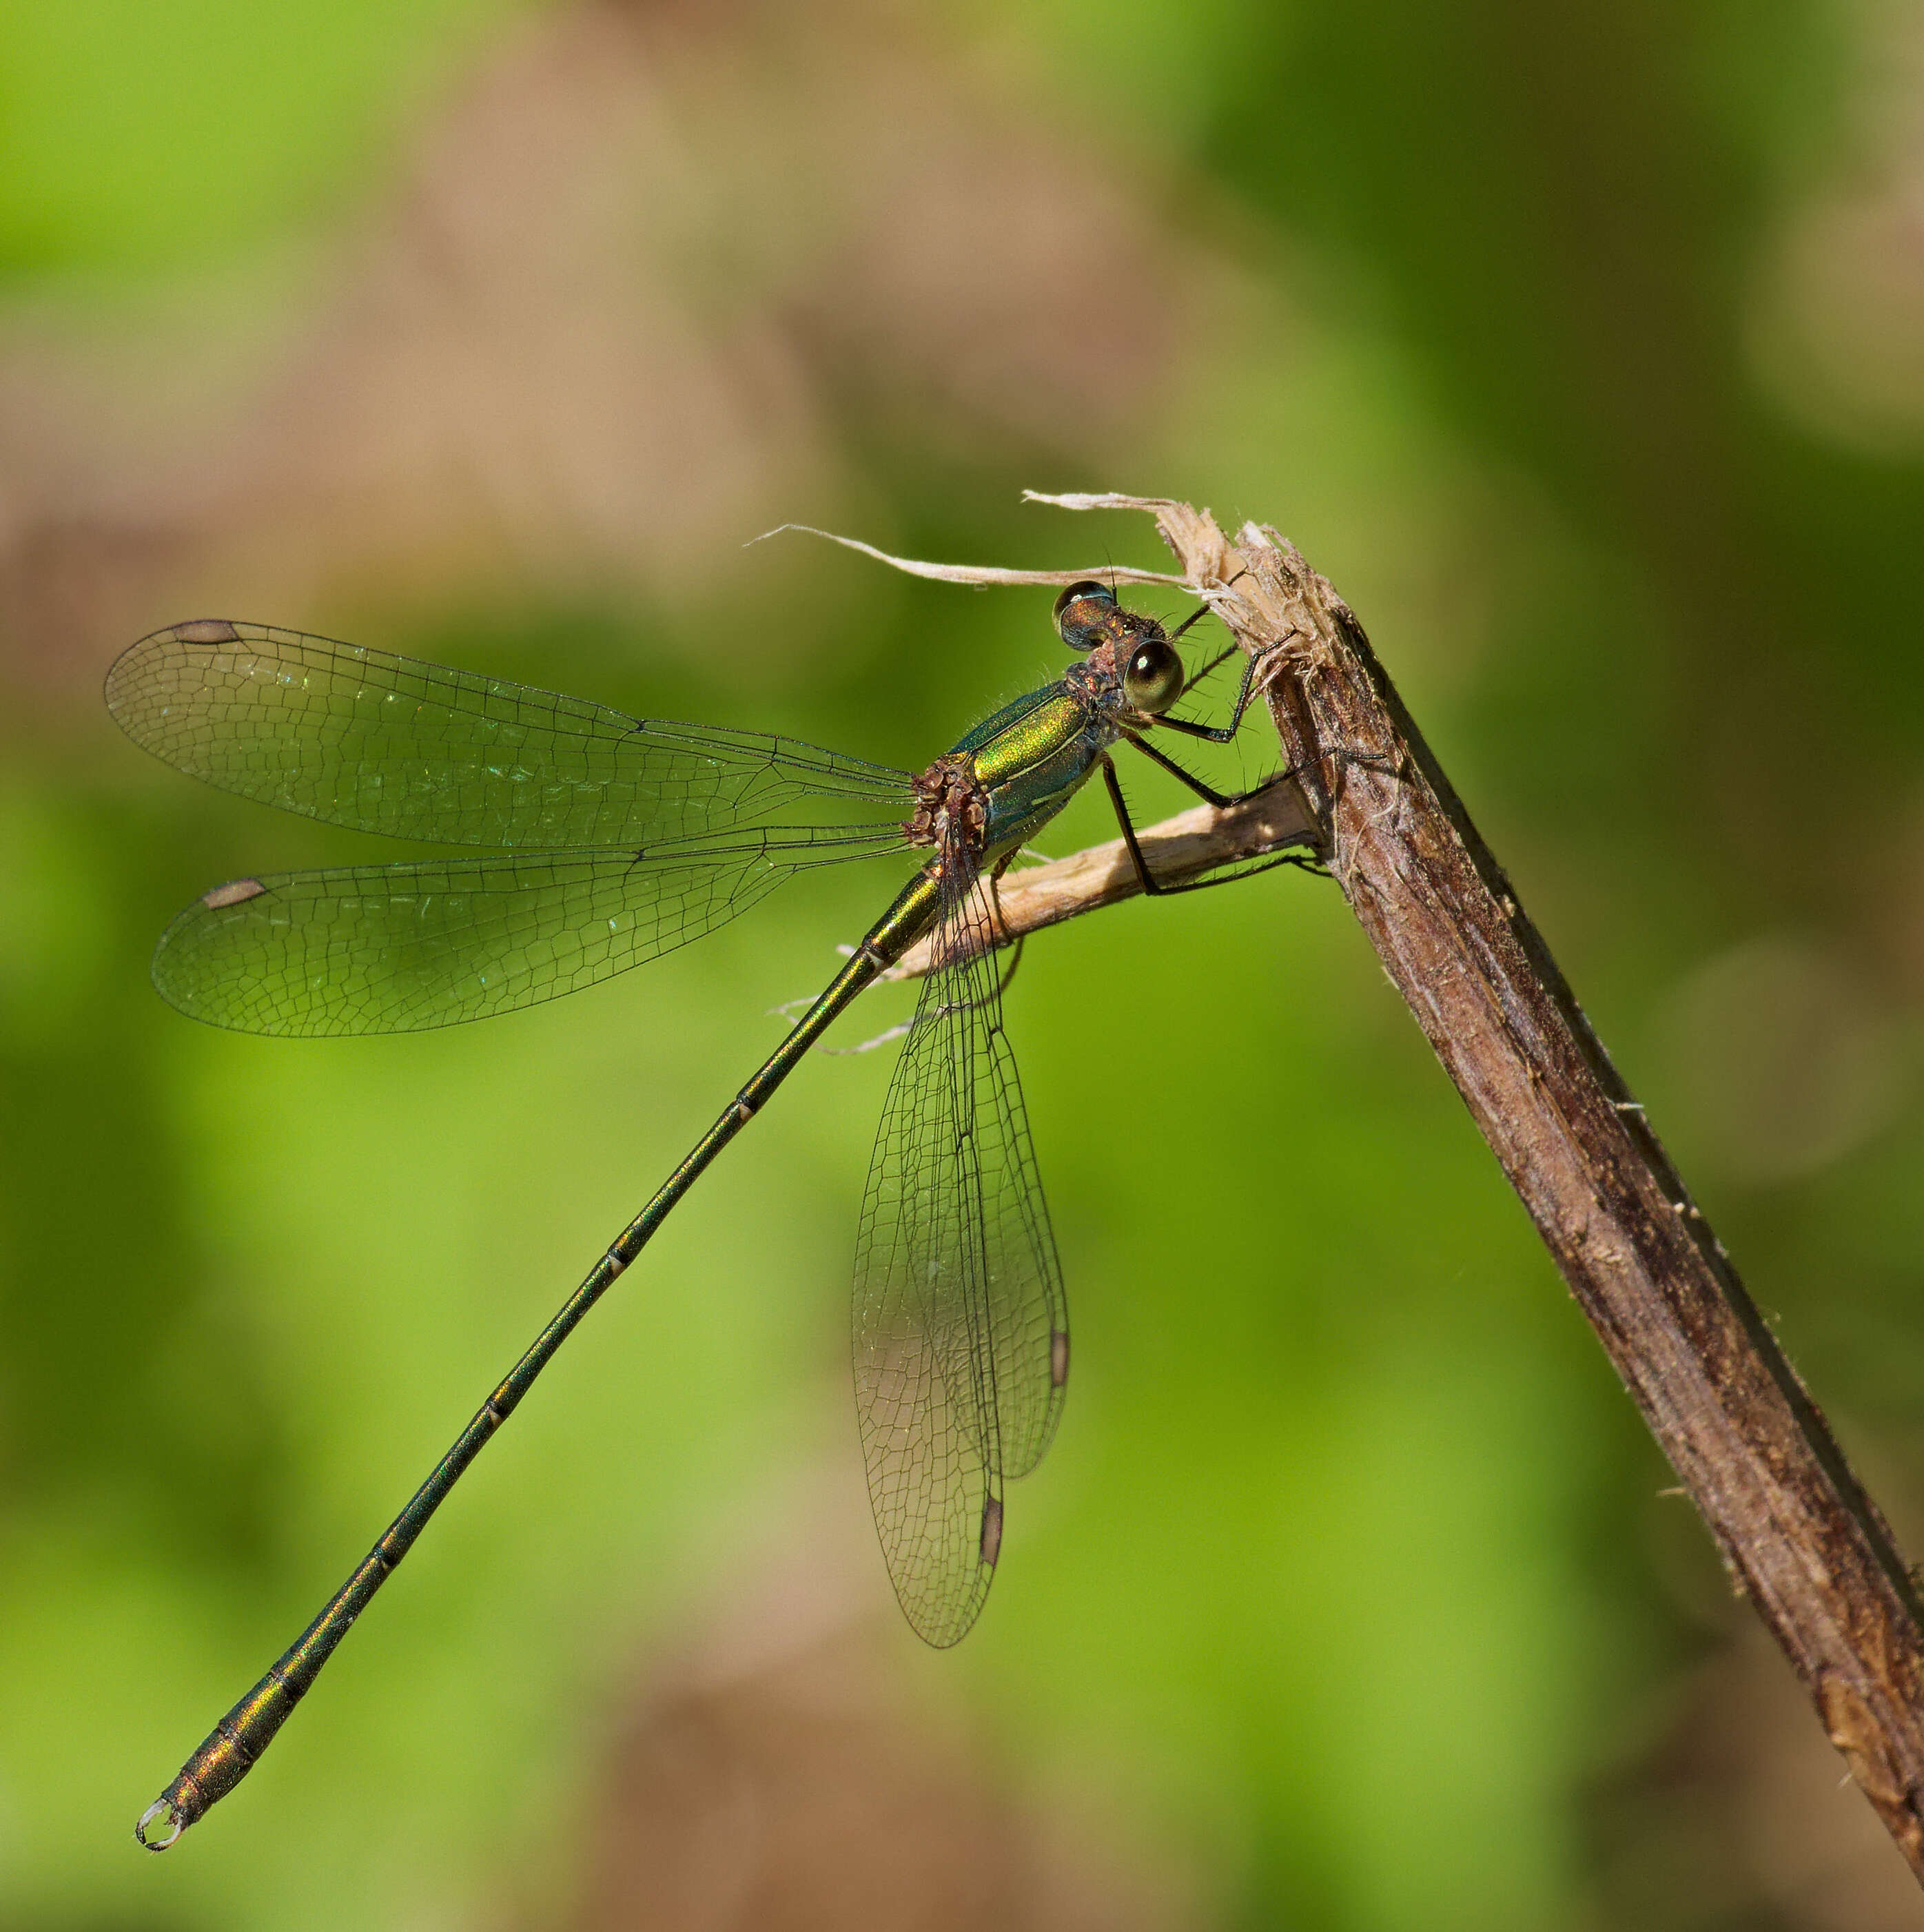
<box><xmin>4</xmin><ymin>0</ymin><xmax>1924</xmax><ymax>1926</ymax></box>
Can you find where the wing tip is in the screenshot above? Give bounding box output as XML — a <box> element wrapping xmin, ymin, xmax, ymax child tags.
<box><xmin>877</xmin><ymin>1488</ymin><xmax>1002</xmax><ymax>1651</ymax></box>
<box><xmin>103</xmin><ymin>619</ymin><xmax>250</xmax><ymax>725</ymax></box>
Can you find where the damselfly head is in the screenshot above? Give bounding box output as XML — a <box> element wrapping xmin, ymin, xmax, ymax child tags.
<box><xmin>1056</xmin><ymin>582</ymin><xmax>1184</xmax><ymax>712</ymax></box>
<box><xmin>1053</xmin><ymin>580</ymin><xmax>1121</xmax><ymax>652</ymax></box>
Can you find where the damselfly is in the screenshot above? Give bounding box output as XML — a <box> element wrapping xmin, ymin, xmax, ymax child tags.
<box><xmin>108</xmin><ymin>582</ymin><xmax>1304</xmax><ymax>1849</ymax></box>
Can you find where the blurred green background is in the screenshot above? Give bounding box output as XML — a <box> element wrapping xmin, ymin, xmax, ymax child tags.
<box><xmin>3</xmin><ymin>0</ymin><xmax>1923</xmax><ymax>1925</ymax></box>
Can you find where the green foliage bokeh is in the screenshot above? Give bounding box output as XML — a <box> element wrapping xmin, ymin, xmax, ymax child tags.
<box><xmin>1</xmin><ymin>1</ymin><xmax>1921</xmax><ymax>1927</ymax></box>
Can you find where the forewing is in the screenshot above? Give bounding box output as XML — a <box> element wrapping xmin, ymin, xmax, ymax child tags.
<box><xmin>152</xmin><ymin>830</ymin><xmax>899</xmax><ymax>1036</ymax></box>
<box><xmin>851</xmin><ymin>861</ymin><xmax>1068</xmax><ymax>1647</ymax></box>
<box><xmin>105</xmin><ymin>621</ymin><xmax>912</xmax><ymax>846</ymax></box>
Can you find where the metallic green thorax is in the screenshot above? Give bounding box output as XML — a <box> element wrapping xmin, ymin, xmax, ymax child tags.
<box><xmin>903</xmin><ymin>660</ymin><xmax>1131</xmax><ymax>878</ymax></box>
<box><xmin>962</xmin><ymin>686</ymin><xmax>1107</xmax><ymax>859</ymax></box>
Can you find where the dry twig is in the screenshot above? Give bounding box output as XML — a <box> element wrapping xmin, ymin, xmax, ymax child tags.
<box><xmin>830</xmin><ymin>493</ymin><xmax>1924</xmax><ymax>1887</ymax></box>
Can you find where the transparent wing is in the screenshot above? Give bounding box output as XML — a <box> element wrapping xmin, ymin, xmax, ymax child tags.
<box><xmin>105</xmin><ymin>621</ymin><xmax>914</xmax><ymax>847</ymax></box>
<box><xmin>154</xmin><ymin>828</ymin><xmax>904</xmax><ymax>1037</ymax></box>
<box><xmin>851</xmin><ymin>854</ymin><xmax>1069</xmax><ymax>1647</ymax></box>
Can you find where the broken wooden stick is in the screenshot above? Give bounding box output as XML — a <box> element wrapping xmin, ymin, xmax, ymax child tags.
<box><xmin>824</xmin><ymin>491</ymin><xmax>1924</xmax><ymax>1886</ymax></box>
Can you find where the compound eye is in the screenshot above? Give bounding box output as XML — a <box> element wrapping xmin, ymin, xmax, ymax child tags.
<box><xmin>1054</xmin><ymin>579</ymin><xmax>1117</xmax><ymax>644</ymax></box>
<box><xmin>1124</xmin><ymin>637</ymin><xmax>1185</xmax><ymax>715</ymax></box>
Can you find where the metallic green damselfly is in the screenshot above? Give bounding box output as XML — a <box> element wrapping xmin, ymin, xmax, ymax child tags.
<box><xmin>107</xmin><ymin>582</ymin><xmax>1303</xmax><ymax>1850</ymax></box>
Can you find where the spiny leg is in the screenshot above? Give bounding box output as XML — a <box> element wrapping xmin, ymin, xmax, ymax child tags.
<box><xmin>1154</xmin><ymin>639</ymin><xmax>1282</xmax><ymax>745</ymax></box>
<box><xmin>1120</xmin><ymin>728</ymin><xmax>1293</xmax><ymax>811</ymax></box>
<box><xmin>1180</xmin><ymin>643</ymin><xmax>1240</xmax><ymax>699</ymax></box>
<box><xmin>1098</xmin><ymin>752</ymin><xmax>1322</xmax><ymax>898</ymax></box>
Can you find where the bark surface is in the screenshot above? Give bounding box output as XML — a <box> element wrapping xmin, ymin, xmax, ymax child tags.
<box><xmin>1107</xmin><ymin>493</ymin><xmax>1924</xmax><ymax>1880</ymax></box>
